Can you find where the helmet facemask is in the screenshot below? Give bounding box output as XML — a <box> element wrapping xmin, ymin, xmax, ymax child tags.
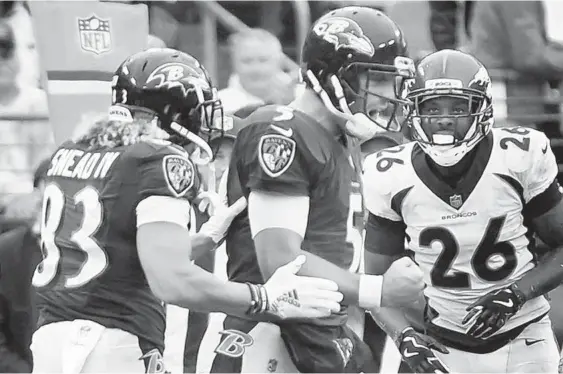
<box><xmin>198</xmin><ymin>90</ymin><xmax>226</xmax><ymax>163</ymax></box>
<box><xmin>303</xmin><ymin>56</ymin><xmax>415</xmax><ymax>142</ymax></box>
<box><xmin>171</xmin><ymin>86</ymin><xmax>225</xmax><ymax>165</ymax></box>
<box><xmin>114</xmin><ymin>83</ymin><xmax>224</xmax><ymax>166</ymax></box>
<box><xmin>409</xmin><ymin>88</ymin><xmax>493</xmax><ymax>167</ymax></box>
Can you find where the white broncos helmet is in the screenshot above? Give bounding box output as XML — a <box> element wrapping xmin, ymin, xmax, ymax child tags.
<box><xmin>406</xmin><ymin>49</ymin><xmax>494</xmax><ymax>167</ymax></box>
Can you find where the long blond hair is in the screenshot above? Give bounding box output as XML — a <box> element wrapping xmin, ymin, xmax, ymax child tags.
<box><xmin>71</xmin><ymin>112</ymin><xmax>165</xmax><ymax>150</ymax></box>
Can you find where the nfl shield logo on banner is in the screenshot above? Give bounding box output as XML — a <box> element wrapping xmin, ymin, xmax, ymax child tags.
<box><xmin>449</xmin><ymin>194</ymin><xmax>463</xmax><ymax>209</ymax></box>
<box><xmin>258</xmin><ymin>134</ymin><xmax>296</xmax><ymax>178</ymax></box>
<box><xmin>78</xmin><ymin>15</ymin><xmax>111</xmax><ymax>55</ymax></box>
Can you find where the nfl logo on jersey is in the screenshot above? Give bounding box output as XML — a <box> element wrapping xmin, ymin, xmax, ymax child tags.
<box><xmin>449</xmin><ymin>194</ymin><xmax>463</xmax><ymax>209</ymax></box>
<box><xmin>77</xmin><ymin>15</ymin><xmax>111</xmax><ymax>55</ymax></box>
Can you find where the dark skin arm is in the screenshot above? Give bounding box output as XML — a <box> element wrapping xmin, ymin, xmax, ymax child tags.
<box><xmin>514</xmin><ymin>198</ymin><xmax>563</xmax><ymax>300</ymax></box>
<box><xmin>362</xmin><ymin>137</ymin><xmax>425</xmax><ymax>338</ymax></box>
<box><xmin>364</xmin><ymin>249</ymin><xmax>426</xmax><ymax>341</ymax></box>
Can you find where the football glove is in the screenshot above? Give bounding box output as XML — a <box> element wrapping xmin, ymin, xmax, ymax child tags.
<box><xmin>258</xmin><ymin>256</ymin><xmax>343</xmax><ymax>320</ymax></box>
<box><xmin>197</xmin><ymin>191</ymin><xmax>247</xmax><ymax>244</ymax></box>
<box><xmin>462</xmin><ymin>284</ymin><xmax>525</xmax><ymax>339</ymax></box>
<box><xmin>396</xmin><ymin>327</ymin><xmax>450</xmax><ymax>373</ymax></box>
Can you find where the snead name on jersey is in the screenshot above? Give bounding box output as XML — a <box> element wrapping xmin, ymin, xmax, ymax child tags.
<box><xmin>47</xmin><ymin>148</ymin><xmax>120</xmax><ymax>180</ymax></box>
<box><xmin>364</xmin><ymin>127</ymin><xmax>557</xmax><ymax>337</ymax></box>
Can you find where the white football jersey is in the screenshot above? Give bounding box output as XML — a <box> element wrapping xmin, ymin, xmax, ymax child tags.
<box><xmin>363</xmin><ymin>127</ymin><xmax>557</xmax><ymax>335</ymax></box>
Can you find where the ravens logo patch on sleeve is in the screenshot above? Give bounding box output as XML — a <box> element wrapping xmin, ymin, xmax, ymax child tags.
<box><xmin>258</xmin><ymin>134</ymin><xmax>296</xmax><ymax>178</ymax></box>
<box><xmin>162</xmin><ymin>155</ymin><xmax>195</xmax><ymax>197</ymax></box>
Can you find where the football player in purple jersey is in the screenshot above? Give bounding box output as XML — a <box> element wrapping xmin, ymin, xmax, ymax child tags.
<box><xmin>206</xmin><ymin>7</ymin><xmax>427</xmax><ymax>373</ymax></box>
<box><xmin>31</xmin><ymin>48</ymin><xmax>344</xmax><ymax>373</ymax></box>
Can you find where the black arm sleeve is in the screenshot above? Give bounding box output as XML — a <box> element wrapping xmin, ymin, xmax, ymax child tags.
<box><xmin>523</xmin><ymin>179</ymin><xmax>563</xmax><ymax>221</ymax></box>
<box><xmin>364</xmin><ymin>213</ymin><xmax>406</xmax><ymax>257</ymax></box>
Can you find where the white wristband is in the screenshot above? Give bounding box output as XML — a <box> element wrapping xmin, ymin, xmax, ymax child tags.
<box><xmin>359</xmin><ymin>274</ymin><xmax>383</xmax><ymax>310</ymax></box>
<box><xmin>198</xmin><ymin>220</ymin><xmax>224</xmax><ymax>244</ymax></box>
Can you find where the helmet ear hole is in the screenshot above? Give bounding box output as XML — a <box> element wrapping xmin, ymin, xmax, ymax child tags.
<box><xmin>470</xmin><ymin>97</ymin><xmax>482</xmax><ymax>113</ymax></box>
<box><xmin>339</xmin><ymin>64</ymin><xmax>361</xmax><ymax>95</ymax></box>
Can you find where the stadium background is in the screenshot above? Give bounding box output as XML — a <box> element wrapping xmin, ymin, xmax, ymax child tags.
<box><xmin>1</xmin><ymin>1</ymin><xmax>563</xmax><ymax>372</ymax></box>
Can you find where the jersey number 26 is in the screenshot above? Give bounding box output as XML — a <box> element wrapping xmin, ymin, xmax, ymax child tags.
<box><xmin>422</xmin><ymin>215</ymin><xmax>517</xmax><ymax>288</ymax></box>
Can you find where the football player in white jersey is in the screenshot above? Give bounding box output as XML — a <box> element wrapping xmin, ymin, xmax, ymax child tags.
<box><xmin>363</xmin><ymin>49</ymin><xmax>563</xmax><ymax>373</ymax></box>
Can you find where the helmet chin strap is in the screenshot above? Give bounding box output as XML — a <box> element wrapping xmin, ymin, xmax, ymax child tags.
<box><xmin>424</xmin><ymin>143</ymin><xmax>468</xmax><ymax>167</ymax></box>
<box><xmin>109</xmin><ymin>105</ymin><xmax>215</xmax><ymax>165</ymax></box>
<box><xmin>305</xmin><ymin>70</ymin><xmax>384</xmax><ymax>142</ymax></box>
<box><xmin>170</xmin><ymin>121</ymin><xmax>214</xmax><ymax>165</ymax></box>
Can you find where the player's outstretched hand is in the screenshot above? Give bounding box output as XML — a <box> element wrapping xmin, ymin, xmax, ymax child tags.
<box><xmin>462</xmin><ymin>285</ymin><xmax>523</xmax><ymax>339</ymax></box>
<box><xmin>198</xmin><ymin>192</ymin><xmax>247</xmax><ymax>244</ymax></box>
<box><xmin>263</xmin><ymin>255</ymin><xmax>343</xmax><ymax>320</ymax></box>
<box><xmin>381</xmin><ymin>257</ymin><xmax>425</xmax><ymax>308</ymax></box>
<box><xmin>397</xmin><ymin>327</ymin><xmax>450</xmax><ymax>373</ymax></box>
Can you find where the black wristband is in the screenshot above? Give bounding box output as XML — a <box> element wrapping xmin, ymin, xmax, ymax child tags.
<box><xmin>509</xmin><ymin>283</ymin><xmax>527</xmax><ymax>308</ymax></box>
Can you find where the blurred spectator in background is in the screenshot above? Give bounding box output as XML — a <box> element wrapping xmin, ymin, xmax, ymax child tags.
<box><xmin>0</xmin><ymin>157</ymin><xmax>48</xmax><ymax>372</ymax></box>
<box><xmin>0</xmin><ymin>20</ymin><xmax>43</xmax><ymax>115</ymax></box>
<box><xmin>147</xmin><ymin>1</ymin><xmax>191</xmax><ymax>50</ymax></box>
<box><xmin>428</xmin><ymin>1</ymin><xmax>457</xmax><ymax>50</ymax></box>
<box><xmin>0</xmin><ymin>3</ymin><xmax>52</xmax><ymax>208</ymax></box>
<box><xmin>467</xmin><ymin>1</ymin><xmax>563</xmax><ymax>130</ymax></box>
<box><xmin>542</xmin><ymin>0</ymin><xmax>563</xmax><ymax>138</ymax></box>
<box><xmin>218</xmin><ymin>28</ymin><xmax>296</xmax><ymax>115</ymax></box>
<box><xmin>428</xmin><ymin>1</ymin><xmax>473</xmax><ymax>51</ymax></box>
<box><xmin>4</xmin><ymin>1</ymin><xmax>40</xmax><ymax>89</ymax></box>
